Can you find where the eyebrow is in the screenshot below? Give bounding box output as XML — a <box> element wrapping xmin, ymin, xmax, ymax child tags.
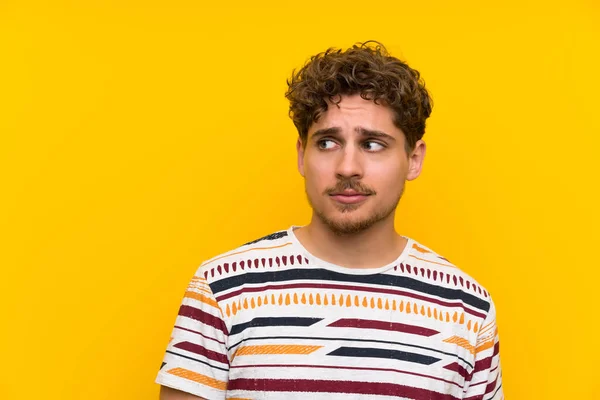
<box><xmin>310</xmin><ymin>126</ymin><xmax>396</xmax><ymax>142</ymax></box>
<box><xmin>355</xmin><ymin>127</ymin><xmax>397</xmax><ymax>142</ymax></box>
<box><xmin>311</xmin><ymin>127</ymin><xmax>341</xmax><ymax>140</ymax></box>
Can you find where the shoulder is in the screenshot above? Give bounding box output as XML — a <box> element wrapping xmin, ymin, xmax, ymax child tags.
<box><xmin>195</xmin><ymin>227</ymin><xmax>300</xmax><ymax>283</ymax></box>
<box><xmin>403</xmin><ymin>238</ymin><xmax>493</xmax><ymax>312</ymax></box>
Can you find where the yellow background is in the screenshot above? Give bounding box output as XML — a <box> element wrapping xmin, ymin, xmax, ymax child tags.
<box><xmin>1</xmin><ymin>1</ymin><xmax>598</xmax><ymax>399</ymax></box>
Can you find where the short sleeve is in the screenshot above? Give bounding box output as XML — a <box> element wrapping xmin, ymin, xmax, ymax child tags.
<box><xmin>463</xmin><ymin>295</ymin><xmax>504</xmax><ymax>399</ymax></box>
<box><xmin>155</xmin><ymin>271</ymin><xmax>229</xmax><ymax>399</ymax></box>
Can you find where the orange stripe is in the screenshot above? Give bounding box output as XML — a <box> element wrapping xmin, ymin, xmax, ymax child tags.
<box><xmin>188</xmin><ymin>285</ymin><xmax>212</xmax><ymax>294</ymax></box>
<box><xmin>236</xmin><ymin>344</ymin><xmax>322</xmax><ymax>356</ymax></box>
<box><xmin>408</xmin><ymin>254</ymin><xmax>455</xmax><ymax>268</ymax></box>
<box><xmin>184</xmin><ymin>290</ymin><xmax>219</xmax><ymax>309</ymax></box>
<box><xmin>166</xmin><ymin>367</ymin><xmax>226</xmax><ymax>390</ymax></box>
<box><xmin>443</xmin><ymin>335</ymin><xmax>475</xmax><ymax>354</ymax></box>
<box><xmin>203</xmin><ymin>242</ymin><xmax>294</xmax><ymax>266</ymax></box>
<box><xmin>412</xmin><ymin>243</ymin><xmax>431</xmax><ymax>254</ymax></box>
<box><xmin>478</xmin><ymin>321</ymin><xmax>495</xmax><ymax>336</ymax></box>
<box><xmin>475</xmin><ymin>338</ymin><xmax>496</xmax><ymax>353</ymax></box>
<box><xmin>476</xmin><ymin>328</ymin><xmax>497</xmax><ymax>346</ymax></box>
<box><xmin>190</xmin><ymin>277</ymin><xmax>210</xmax><ymax>287</ymax></box>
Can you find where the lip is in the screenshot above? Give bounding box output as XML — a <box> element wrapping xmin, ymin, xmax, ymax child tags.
<box><xmin>330</xmin><ymin>193</ymin><xmax>371</xmax><ymax>204</ymax></box>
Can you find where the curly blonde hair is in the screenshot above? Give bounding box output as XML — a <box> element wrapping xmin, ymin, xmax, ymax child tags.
<box><xmin>285</xmin><ymin>41</ymin><xmax>433</xmax><ymax>152</ymax></box>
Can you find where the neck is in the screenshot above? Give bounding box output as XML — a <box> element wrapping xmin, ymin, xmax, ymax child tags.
<box><xmin>294</xmin><ymin>213</ymin><xmax>408</xmax><ymax>269</ymax></box>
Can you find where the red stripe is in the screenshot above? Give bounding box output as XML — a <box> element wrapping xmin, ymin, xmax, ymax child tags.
<box><xmin>473</xmin><ymin>356</ymin><xmax>493</xmax><ymax>373</ymax></box>
<box><xmin>470</xmin><ymin>342</ymin><xmax>500</xmax><ymax>377</ymax></box>
<box><xmin>464</xmin><ymin>342</ymin><xmax>501</xmax><ymax>396</ymax></box>
<box><xmin>231</xmin><ymin>363</ymin><xmax>464</xmax><ymax>389</ymax></box>
<box><xmin>178</xmin><ymin>305</ymin><xmax>228</xmax><ymax>335</ymax></box>
<box><xmin>173</xmin><ymin>341</ymin><xmax>229</xmax><ymax>365</ymax></box>
<box><xmin>174</xmin><ymin>325</ymin><xmax>226</xmax><ymax>345</ymax></box>
<box><xmin>328</xmin><ymin>318</ymin><xmax>439</xmax><ymax>337</ymax></box>
<box><xmin>463</xmin><ymin>373</ymin><xmax>499</xmax><ymax>400</ymax></box>
<box><xmin>227</xmin><ymin>378</ymin><xmax>461</xmax><ymax>399</ymax></box>
<box><xmin>443</xmin><ymin>362</ymin><xmax>469</xmax><ymax>380</ymax></box>
<box><xmin>483</xmin><ymin>375</ymin><xmax>499</xmax><ymax>395</ymax></box>
<box><xmin>216</xmin><ymin>282</ymin><xmax>485</xmax><ymax>318</ymax></box>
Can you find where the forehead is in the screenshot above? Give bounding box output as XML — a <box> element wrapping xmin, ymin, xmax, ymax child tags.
<box><xmin>308</xmin><ymin>94</ymin><xmax>400</xmax><ymax>137</ymax></box>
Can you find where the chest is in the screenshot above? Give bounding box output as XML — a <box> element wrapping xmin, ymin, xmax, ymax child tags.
<box><xmin>224</xmin><ymin>287</ymin><xmax>478</xmax><ymax>395</ymax></box>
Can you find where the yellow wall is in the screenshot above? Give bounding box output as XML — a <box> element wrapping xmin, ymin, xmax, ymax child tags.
<box><xmin>1</xmin><ymin>1</ymin><xmax>598</xmax><ymax>398</ymax></box>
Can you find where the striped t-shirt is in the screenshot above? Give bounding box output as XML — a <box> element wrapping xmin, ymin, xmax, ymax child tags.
<box><xmin>156</xmin><ymin>226</ymin><xmax>503</xmax><ymax>399</ymax></box>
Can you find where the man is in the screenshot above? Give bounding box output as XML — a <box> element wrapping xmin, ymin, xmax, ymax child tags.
<box><xmin>156</xmin><ymin>41</ymin><xmax>503</xmax><ymax>399</ymax></box>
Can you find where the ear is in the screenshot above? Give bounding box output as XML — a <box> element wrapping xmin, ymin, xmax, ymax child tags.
<box><xmin>406</xmin><ymin>139</ymin><xmax>426</xmax><ymax>181</ymax></box>
<box><xmin>296</xmin><ymin>137</ymin><xmax>305</xmax><ymax>177</ymax></box>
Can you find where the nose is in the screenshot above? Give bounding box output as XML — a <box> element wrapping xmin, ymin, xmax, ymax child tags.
<box><xmin>335</xmin><ymin>143</ymin><xmax>364</xmax><ymax>180</ymax></box>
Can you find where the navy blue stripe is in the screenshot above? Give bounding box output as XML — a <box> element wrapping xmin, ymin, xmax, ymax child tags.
<box><xmin>165</xmin><ymin>350</ymin><xmax>229</xmax><ymax>372</ymax></box>
<box><xmin>227</xmin><ymin>335</ymin><xmax>473</xmax><ymax>369</ymax></box>
<box><xmin>230</xmin><ymin>317</ymin><xmax>322</xmax><ymax>336</ymax></box>
<box><xmin>328</xmin><ymin>346</ymin><xmax>440</xmax><ymax>365</ymax></box>
<box><xmin>242</xmin><ymin>231</ymin><xmax>288</xmax><ymax>246</ymax></box>
<box><xmin>210</xmin><ymin>268</ymin><xmax>489</xmax><ymax>312</ymax></box>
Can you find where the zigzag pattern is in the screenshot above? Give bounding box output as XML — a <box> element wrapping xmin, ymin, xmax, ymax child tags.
<box><xmin>394</xmin><ymin>263</ymin><xmax>488</xmax><ymax>298</ymax></box>
<box><xmin>223</xmin><ymin>291</ymin><xmax>481</xmax><ymax>333</ymax></box>
<box><xmin>204</xmin><ymin>254</ymin><xmax>309</xmax><ymax>280</ymax></box>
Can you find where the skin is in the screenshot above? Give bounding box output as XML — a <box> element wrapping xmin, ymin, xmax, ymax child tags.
<box><xmin>294</xmin><ymin>94</ymin><xmax>426</xmax><ymax>269</ymax></box>
<box><xmin>159</xmin><ymin>94</ymin><xmax>426</xmax><ymax>398</ymax></box>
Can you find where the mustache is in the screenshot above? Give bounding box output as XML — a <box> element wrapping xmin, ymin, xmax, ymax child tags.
<box><xmin>324</xmin><ymin>179</ymin><xmax>376</xmax><ymax>195</ymax></box>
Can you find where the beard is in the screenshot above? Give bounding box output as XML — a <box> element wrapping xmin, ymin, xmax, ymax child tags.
<box><xmin>306</xmin><ymin>179</ymin><xmax>405</xmax><ymax>236</ymax></box>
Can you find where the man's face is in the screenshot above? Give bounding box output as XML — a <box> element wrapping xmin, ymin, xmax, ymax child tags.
<box><xmin>297</xmin><ymin>94</ymin><xmax>425</xmax><ymax>235</ymax></box>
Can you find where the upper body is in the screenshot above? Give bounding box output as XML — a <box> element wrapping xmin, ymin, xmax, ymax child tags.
<box><xmin>157</xmin><ymin>41</ymin><xmax>503</xmax><ymax>399</ymax></box>
<box><xmin>156</xmin><ymin>226</ymin><xmax>503</xmax><ymax>399</ymax></box>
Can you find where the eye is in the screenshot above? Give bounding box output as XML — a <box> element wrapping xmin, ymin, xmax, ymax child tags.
<box><xmin>363</xmin><ymin>141</ymin><xmax>385</xmax><ymax>152</ymax></box>
<box><xmin>317</xmin><ymin>139</ymin><xmax>338</xmax><ymax>150</ymax></box>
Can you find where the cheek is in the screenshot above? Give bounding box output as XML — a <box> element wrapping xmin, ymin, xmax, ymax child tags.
<box><xmin>305</xmin><ymin>169</ymin><xmax>327</xmax><ymax>196</ymax></box>
<box><xmin>305</xmin><ymin>152</ymin><xmax>331</xmax><ymax>172</ymax></box>
<box><xmin>370</xmin><ymin>163</ymin><xmax>406</xmax><ymax>192</ymax></box>
<box><xmin>304</xmin><ymin>156</ymin><xmax>333</xmax><ymax>190</ymax></box>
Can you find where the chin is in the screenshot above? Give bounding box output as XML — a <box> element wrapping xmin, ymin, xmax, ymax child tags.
<box><xmin>318</xmin><ymin>210</ymin><xmax>380</xmax><ymax>235</ymax></box>
<box><xmin>328</xmin><ymin>219</ymin><xmax>377</xmax><ymax>235</ymax></box>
